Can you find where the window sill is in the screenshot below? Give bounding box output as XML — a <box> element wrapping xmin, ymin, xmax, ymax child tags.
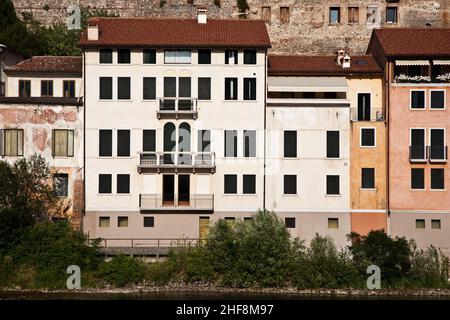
<box><xmin>430</xmin><ymin>108</ymin><xmax>446</xmax><ymax>111</ymax></box>
<box><xmin>325</xmin><ymin>157</ymin><xmax>341</xmax><ymax>160</ymax></box>
<box><xmin>410</xmin><ymin>188</ymin><xmax>426</xmax><ymax>191</ymax></box>
<box><xmin>282</xmin><ymin>194</ymin><xmax>299</xmax><ymax>197</ymax></box>
<box><xmin>282</xmin><ymin>157</ymin><xmax>300</xmax><ymax>160</ymax></box>
<box><xmin>430</xmin><ymin>189</ymin><xmax>446</xmax><ymax>192</ymax></box>
<box><xmin>360</xmin><ymin>145</ymin><xmax>376</xmax><ymax>148</ymax></box>
<box><xmin>360</xmin><ymin>188</ymin><xmax>377</xmax><ymax>191</ymax></box>
<box><xmin>325</xmin><ymin>194</ymin><xmax>341</xmax><ymax>197</ymax></box>
<box><xmin>53</xmin><ymin>156</ymin><xmax>74</xmax><ymax>159</ymax></box>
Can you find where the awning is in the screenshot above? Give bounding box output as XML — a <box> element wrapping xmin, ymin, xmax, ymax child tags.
<box><xmin>395</xmin><ymin>60</ymin><xmax>430</xmax><ymax>66</ymax></box>
<box><xmin>433</xmin><ymin>60</ymin><xmax>450</xmax><ymax>65</ymax></box>
<box><xmin>268</xmin><ymin>77</ymin><xmax>348</xmax><ymax>92</ymax></box>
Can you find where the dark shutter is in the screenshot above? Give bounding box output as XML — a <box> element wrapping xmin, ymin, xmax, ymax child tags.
<box><xmin>411</xmin><ymin>168</ymin><xmax>424</xmax><ymax>189</ymax></box>
<box><xmin>284</xmin><ymin>131</ymin><xmax>297</xmax><ymax>158</ymax></box>
<box><xmin>243</xmin><ymin>78</ymin><xmax>256</xmax><ymax>100</ymax></box>
<box><xmin>99</xmin><ymin>130</ymin><xmax>112</xmax><ymax>156</ymax></box>
<box><xmin>327</xmin><ymin>131</ymin><xmax>340</xmax><ymax>158</ymax></box>
<box><xmin>361</xmin><ymin>168</ymin><xmax>375</xmax><ymax>189</ymax></box>
<box><xmin>326</xmin><ymin>175</ymin><xmax>340</xmax><ymax>195</ymax></box>
<box><xmin>358</xmin><ymin>93</ymin><xmax>371</xmax><ymax>121</ymax></box>
<box><xmin>99</xmin><ymin>49</ymin><xmax>112</xmax><ymax>63</ymax></box>
<box><xmin>178</xmin><ymin>77</ymin><xmax>191</xmax><ymax>97</ymax></box>
<box><xmin>164</xmin><ymin>77</ymin><xmax>176</xmax><ymax>97</ymax></box>
<box><xmin>411</xmin><ymin>91</ymin><xmax>425</xmax><ymax>109</ymax></box>
<box><xmin>143</xmin><ymin>77</ymin><xmax>156</xmax><ymax>100</ymax></box>
<box><xmin>224</xmin><ymin>175</ymin><xmax>237</xmax><ymax>194</ymax></box>
<box><xmin>198</xmin><ymin>78</ymin><xmax>211</xmax><ymax>100</ymax></box>
<box><xmin>144</xmin><ymin>217</ymin><xmax>155</xmax><ymax>227</ymax></box>
<box><xmin>361</xmin><ymin>128</ymin><xmax>375</xmax><ymax>146</ymax></box>
<box><xmin>117</xmin><ymin>174</ymin><xmax>130</xmax><ymax>193</ymax></box>
<box><xmin>243</xmin><ymin>50</ymin><xmax>257</xmax><ymax>64</ymax></box>
<box><xmin>117</xmin><ymin>130</ymin><xmax>130</xmax><ymax>157</ymax></box>
<box><xmin>284</xmin><ymin>175</ymin><xmax>297</xmax><ymax>194</ymax></box>
<box><xmin>117</xmin><ymin>77</ymin><xmax>130</xmax><ymax>100</ymax></box>
<box><xmin>143</xmin><ymin>49</ymin><xmax>156</xmax><ymax>64</ymax></box>
<box><xmin>431</xmin><ymin>168</ymin><xmax>445</xmax><ymax>190</ymax></box>
<box><xmin>198</xmin><ymin>49</ymin><xmax>211</xmax><ymax>64</ymax></box>
<box><xmin>99</xmin><ymin>77</ymin><xmax>112</xmax><ymax>99</ymax></box>
<box><xmin>285</xmin><ymin>218</ymin><xmax>296</xmax><ymax>228</ymax></box>
<box><xmin>243</xmin><ymin>175</ymin><xmax>256</xmax><ymax>194</ymax></box>
<box><xmin>430</xmin><ymin>91</ymin><xmax>445</xmax><ymax>109</ymax></box>
<box><xmin>99</xmin><ymin>174</ymin><xmax>112</xmax><ymax>193</ymax></box>
<box><xmin>143</xmin><ymin>130</ymin><xmax>156</xmax><ymax>152</ymax></box>
<box><xmin>117</xmin><ymin>49</ymin><xmax>131</xmax><ymax>63</ymax></box>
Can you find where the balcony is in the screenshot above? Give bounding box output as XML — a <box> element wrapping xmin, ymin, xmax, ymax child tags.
<box><xmin>138</xmin><ymin>152</ymin><xmax>216</xmax><ymax>173</ymax></box>
<box><xmin>139</xmin><ymin>194</ymin><xmax>214</xmax><ymax>212</ymax></box>
<box><xmin>428</xmin><ymin>146</ymin><xmax>448</xmax><ymax>163</ymax></box>
<box><xmin>157</xmin><ymin>98</ymin><xmax>198</xmax><ymax>119</ymax></box>
<box><xmin>393</xmin><ymin>62</ymin><xmax>450</xmax><ymax>84</ymax></box>
<box><xmin>409</xmin><ymin>145</ymin><xmax>427</xmax><ymax>162</ymax></box>
<box><xmin>350</xmin><ymin>108</ymin><xmax>384</xmax><ymax>122</ymax></box>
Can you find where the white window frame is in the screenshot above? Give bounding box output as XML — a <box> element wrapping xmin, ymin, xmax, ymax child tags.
<box><xmin>164</xmin><ymin>50</ymin><xmax>192</xmax><ymax>64</ymax></box>
<box><xmin>360</xmin><ymin>127</ymin><xmax>376</xmax><ymax>148</ymax></box>
<box><xmin>282</xmin><ymin>174</ymin><xmax>298</xmax><ymax>196</ymax></box>
<box><xmin>410</xmin><ymin>89</ymin><xmax>426</xmax><ymax>110</ymax></box>
<box><xmin>283</xmin><ymin>129</ymin><xmax>299</xmax><ymax>159</ymax></box>
<box><xmin>429</xmin><ymin>89</ymin><xmax>446</xmax><ymax>110</ymax></box>
<box><xmin>410</xmin><ymin>167</ymin><xmax>426</xmax><ymax>191</ymax></box>
<box><xmin>325</xmin><ymin>129</ymin><xmax>340</xmax><ymax>159</ymax></box>
<box><xmin>243</xmin><ymin>129</ymin><xmax>257</xmax><ymax>158</ymax></box>
<box><xmin>410</xmin><ymin>127</ymin><xmax>426</xmax><ymax>160</ymax></box>
<box><xmin>430</xmin><ymin>168</ymin><xmax>446</xmax><ymax>191</ymax></box>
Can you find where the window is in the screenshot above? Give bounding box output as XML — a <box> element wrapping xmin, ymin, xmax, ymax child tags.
<box><xmin>432</xmin><ymin>219</ymin><xmax>441</xmax><ymax>229</ymax></box>
<box><xmin>41</xmin><ymin>80</ymin><xmax>53</xmax><ymax>97</ymax></box>
<box><xmin>99</xmin><ymin>130</ymin><xmax>112</xmax><ymax>156</ymax></box>
<box><xmin>411</xmin><ymin>90</ymin><xmax>425</xmax><ymax>109</ymax></box>
<box><xmin>357</xmin><ymin>93</ymin><xmax>371</xmax><ymax>120</ymax></box>
<box><xmin>99</xmin><ymin>174</ymin><xmax>112</xmax><ymax>194</ymax></box>
<box><xmin>225</xmin><ymin>78</ymin><xmax>238</xmax><ymax>100</ymax></box>
<box><xmin>330</xmin><ymin>7</ymin><xmax>341</xmax><ymax>24</ymax></box>
<box><xmin>328</xmin><ymin>218</ymin><xmax>339</xmax><ymax>229</ymax></box>
<box><xmin>430</xmin><ymin>90</ymin><xmax>445</xmax><ymax>109</ymax></box>
<box><xmin>243</xmin><ymin>174</ymin><xmax>256</xmax><ymax>194</ymax></box>
<box><xmin>63</xmin><ymin>80</ymin><xmax>75</xmax><ymax>98</ymax></box>
<box><xmin>0</xmin><ymin>129</ymin><xmax>24</xmax><ymax>156</ymax></box>
<box><xmin>144</xmin><ymin>216</ymin><xmax>155</xmax><ymax>228</ymax></box>
<box><xmin>99</xmin><ymin>217</ymin><xmax>110</xmax><ymax>227</ymax></box>
<box><xmin>285</xmin><ymin>218</ymin><xmax>295</xmax><ymax>229</ymax></box>
<box><xmin>198</xmin><ymin>130</ymin><xmax>211</xmax><ymax>152</ymax></box>
<box><xmin>224</xmin><ymin>174</ymin><xmax>237</xmax><ymax>194</ymax></box>
<box><xmin>143</xmin><ymin>130</ymin><xmax>156</xmax><ymax>152</ymax></box>
<box><xmin>54</xmin><ymin>173</ymin><xmax>68</xmax><ymax>197</ymax></box>
<box><xmin>117</xmin><ymin>49</ymin><xmax>131</xmax><ymax>64</ymax></box>
<box><xmin>261</xmin><ymin>6</ymin><xmax>271</xmax><ymax>23</ymax></box>
<box><xmin>430</xmin><ymin>128</ymin><xmax>445</xmax><ymax>160</ymax></box>
<box><xmin>117</xmin><ymin>174</ymin><xmax>130</xmax><ymax>194</ymax></box>
<box><xmin>143</xmin><ymin>77</ymin><xmax>156</xmax><ymax>100</ymax></box>
<box><xmin>243</xmin><ymin>78</ymin><xmax>256</xmax><ymax>100</ymax></box>
<box><xmin>143</xmin><ymin>49</ymin><xmax>156</xmax><ymax>64</ymax></box>
<box><xmin>361</xmin><ymin>128</ymin><xmax>376</xmax><ymax>147</ymax></box>
<box><xmin>225</xmin><ymin>50</ymin><xmax>238</xmax><ymax>64</ymax></box>
<box><xmin>52</xmin><ymin>129</ymin><xmax>74</xmax><ymax>157</ymax></box>
<box><xmin>18</xmin><ymin>80</ymin><xmax>30</xmax><ymax>97</ymax></box>
<box><xmin>164</xmin><ymin>77</ymin><xmax>176</xmax><ymax>97</ymax></box>
<box><xmin>431</xmin><ymin>168</ymin><xmax>445</xmax><ymax>190</ymax></box>
<box><xmin>361</xmin><ymin>168</ymin><xmax>375</xmax><ymax>189</ymax></box>
<box><xmin>164</xmin><ymin>50</ymin><xmax>191</xmax><ymax>64</ymax></box>
<box><xmin>284</xmin><ymin>131</ymin><xmax>297</xmax><ymax>158</ymax></box>
<box><xmin>178</xmin><ymin>77</ymin><xmax>191</xmax><ymax>98</ymax></box>
<box><xmin>198</xmin><ymin>77</ymin><xmax>211</xmax><ymax>100</ymax></box>
<box><xmin>284</xmin><ymin>175</ymin><xmax>297</xmax><ymax>194</ymax></box>
<box><xmin>99</xmin><ymin>49</ymin><xmax>113</xmax><ymax>64</ymax></box>
<box><xmin>243</xmin><ymin>130</ymin><xmax>256</xmax><ymax>157</ymax></box>
<box><xmin>416</xmin><ymin>219</ymin><xmax>425</xmax><ymax>229</ymax></box>
<box><xmin>244</xmin><ymin>50</ymin><xmax>257</xmax><ymax>64</ymax></box>
<box><xmin>280</xmin><ymin>7</ymin><xmax>289</xmax><ymax>24</ymax></box>
<box><xmin>348</xmin><ymin>7</ymin><xmax>359</xmax><ymax>23</ymax></box>
<box><xmin>118</xmin><ymin>216</ymin><xmax>128</xmax><ymax>227</ymax></box>
<box><xmin>99</xmin><ymin>77</ymin><xmax>112</xmax><ymax>100</ymax></box>
<box><xmin>117</xmin><ymin>77</ymin><xmax>130</xmax><ymax>100</ymax></box>
<box><xmin>326</xmin><ymin>175</ymin><xmax>340</xmax><ymax>195</ymax></box>
<box><xmin>117</xmin><ymin>130</ymin><xmax>130</xmax><ymax>157</ymax></box>
<box><xmin>411</xmin><ymin>168</ymin><xmax>425</xmax><ymax>189</ymax></box>
<box><xmin>386</xmin><ymin>7</ymin><xmax>398</xmax><ymax>24</ymax></box>
<box><xmin>326</xmin><ymin>131</ymin><xmax>340</xmax><ymax>158</ymax></box>
<box><xmin>198</xmin><ymin>49</ymin><xmax>211</xmax><ymax>64</ymax></box>
<box><xmin>410</xmin><ymin>129</ymin><xmax>425</xmax><ymax>160</ymax></box>
<box><xmin>224</xmin><ymin>130</ymin><xmax>237</xmax><ymax>157</ymax></box>
<box><xmin>366</xmin><ymin>6</ymin><xmax>379</xmax><ymax>24</ymax></box>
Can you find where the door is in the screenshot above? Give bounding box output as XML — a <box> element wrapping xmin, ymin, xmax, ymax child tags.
<box><xmin>411</xmin><ymin>129</ymin><xmax>425</xmax><ymax>160</ymax></box>
<box><xmin>430</xmin><ymin>129</ymin><xmax>445</xmax><ymax>160</ymax></box>
<box><xmin>178</xmin><ymin>175</ymin><xmax>190</xmax><ymax>206</ymax></box>
<box><xmin>162</xmin><ymin>175</ymin><xmax>175</xmax><ymax>205</ymax></box>
<box><xmin>199</xmin><ymin>217</ymin><xmax>210</xmax><ymax>241</ymax></box>
<box><xmin>358</xmin><ymin>93</ymin><xmax>371</xmax><ymax>121</ymax></box>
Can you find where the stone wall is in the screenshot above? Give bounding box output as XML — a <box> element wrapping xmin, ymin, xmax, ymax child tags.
<box><xmin>11</xmin><ymin>0</ymin><xmax>450</xmax><ymax>54</ymax></box>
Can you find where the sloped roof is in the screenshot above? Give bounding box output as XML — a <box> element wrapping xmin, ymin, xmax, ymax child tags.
<box><xmin>5</xmin><ymin>56</ymin><xmax>82</xmax><ymax>74</ymax></box>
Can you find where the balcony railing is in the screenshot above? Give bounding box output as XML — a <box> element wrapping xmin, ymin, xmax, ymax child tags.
<box><xmin>409</xmin><ymin>145</ymin><xmax>427</xmax><ymax>162</ymax></box>
<box><xmin>157</xmin><ymin>98</ymin><xmax>198</xmax><ymax>119</ymax></box>
<box><xmin>350</xmin><ymin>108</ymin><xmax>384</xmax><ymax>122</ymax></box>
<box><xmin>139</xmin><ymin>194</ymin><xmax>214</xmax><ymax>211</ymax></box>
<box><xmin>428</xmin><ymin>146</ymin><xmax>448</xmax><ymax>162</ymax></box>
<box><xmin>138</xmin><ymin>152</ymin><xmax>215</xmax><ymax>173</ymax></box>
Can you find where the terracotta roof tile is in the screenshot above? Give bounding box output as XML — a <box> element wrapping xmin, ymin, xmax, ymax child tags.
<box><xmin>268</xmin><ymin>55</ymin><xmax>382</xmax><ymax>76</ymax></box>
<box><xmin>370</xmin><ymin>28</ymin><xmax>450</xmax><ymax>57</ymax></box>
<box><xmin>79</xmin><ymin>17</ymin><xmax>271</xmax><ymax>48</ymax></box>
<box><xmin>5</xmin><ymin>56</ymin><xmax>82</xmax><ymax>74</ymax></box>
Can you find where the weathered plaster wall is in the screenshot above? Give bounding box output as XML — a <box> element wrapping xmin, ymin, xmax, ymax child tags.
<box><xmin>11</xmin><ymin>0</ymin><xmax>450</xmax><ymax>55</ymax></box>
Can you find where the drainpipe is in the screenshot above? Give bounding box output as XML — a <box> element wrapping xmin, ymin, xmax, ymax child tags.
<box><xmin>82</xmin><ymin>51</ymin><xmax>86</xmax><ymax>232</ymax></box>
<box><xmin>263</xmin><ymin>49</ymin><xmax>267</xmax><ymax>211</ymax></box>
<box><xmin>385</xmin><ymin>59</ymin><xmax>391</xmax><ymax>235</ymax></box>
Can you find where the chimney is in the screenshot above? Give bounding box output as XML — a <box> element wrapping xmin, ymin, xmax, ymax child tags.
<box><xmin>342</xmin><ymin>53</ymin><xmax>351</xmax><ymax>68</ymax></box>
<box><xmin>336</xmin><ymin>49</ymin><xmax>346</xmax><ymax>66</ymax></box>
<box><xmin>197</xmin><ymin>7</ymin><xmax>207</xmax><ymax>24</ymax></box>
<box><xmin>87</xmin><ymin>24</ymin><xmax>99</xmax><ymax>41</ymax></box>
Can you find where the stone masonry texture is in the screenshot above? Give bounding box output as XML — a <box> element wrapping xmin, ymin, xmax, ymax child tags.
<box><xmin>11</xmin><ymin>0</ymin><xmax>450</xmax><ymax>55</ymax></box>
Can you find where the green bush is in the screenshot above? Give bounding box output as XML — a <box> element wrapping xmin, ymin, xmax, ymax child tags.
<box><xmin>98</xmin><ymin>254</ymin><xmax>146</xmax><ymax>287</ymax></box>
